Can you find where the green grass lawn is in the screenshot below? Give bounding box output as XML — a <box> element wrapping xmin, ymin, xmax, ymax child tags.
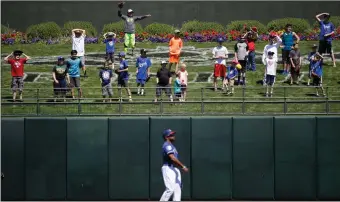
<box><xmin>1</xmin><ymin>41</ymin><xmax>340</xmax><ymax>116</ymax></box>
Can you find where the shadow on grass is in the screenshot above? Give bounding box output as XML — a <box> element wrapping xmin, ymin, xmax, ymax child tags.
<box><xmin>256</xmin><ymin>80</ymin><xmax>264</xmax><ymax>85</ymax></box>
<box><xmin>305</xmin><ymin>93</ymin><xmax>317</xmax><ymax>97</ymax></box>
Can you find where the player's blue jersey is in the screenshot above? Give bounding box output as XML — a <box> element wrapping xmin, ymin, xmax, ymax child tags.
<box><xmin>136</xmin><ymin>57</ymin><xmax>151</xmax><ymax>80</ymax></box>
<box><xmin>162</xmin><ymin>141</ymin><xmax>178</xmax><ymax>166</ymax></box>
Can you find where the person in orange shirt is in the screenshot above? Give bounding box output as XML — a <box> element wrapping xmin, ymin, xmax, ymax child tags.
<box><xmin>169</xmin><ymin>30</ymin><xmax>183</xmax><ymax>73</ymax></box>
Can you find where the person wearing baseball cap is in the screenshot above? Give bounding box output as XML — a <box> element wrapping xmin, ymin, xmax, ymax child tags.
<box><xmin>243</xmin><ymin>26</ymin><xmax>259</xmax><ymax>71</ymax></box>
<box><xmin>117</xmin><ymin>52</ymin><xmax>132</xmax><ymax>102</ymax></box>
<box><xmin>307</xmin><ymin>44</ymin><xmax>319</xmax><ymax>86</ymax></box>
<box><xmin>155</xmin><ymin>61</ymin><xmax>173</xmax><ymax>102</ymax></box>
<box><xmin>168</xmin><ymin>29</ymin><xmax>183</xmax><ymax>73</ymax></box>
<box><xmin>160</xmin><ymin>129</ymin><xmax>188</xmax><ymax>201</ymax></box>
<box><xmin>103</xmin><ymin>31</ymin><xmax>117</xmax><ymax>69</ymax></box>
<box><xmin>264</xmin><ymin>51</ymin><xmax>278</xmax><ymax>97</ymax></box>
<box><xmin>136</xmin><ymin>49</ymin><xmax>152</xmax><ymax>96</ymax></box>
<box><xmin>315</xmin><ymin>12</ymin><xmax>336</xmax><ymax>67</ymax></box>
<box><xmin>262</xmin><ymin>32</ymin><xmax>282</xmax><ymax>84</ymax></box>
<box><xmin>118</xmin><ymin>2</ymin><xmax>151</xmax><ymax>55</ymax></box>
<box><xmin>52</xmin><ymin>56</ymin><xmax>70</xmax><ymax>102</ymax></box>
<box><xmin>234</xmin><ymin>35</ymin><xmax>248</xmax><ymax>86</ymax></box>
<box><xmin>212</xmin><ymin>37</ymin><xmax>229</xmax><ymax>91</ymax></box>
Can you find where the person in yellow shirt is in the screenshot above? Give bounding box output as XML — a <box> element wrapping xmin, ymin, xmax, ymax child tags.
<box><xmin>168</xmin><ymin>30</ymin><xmax>183</xmax><ymax>73</ymax></box>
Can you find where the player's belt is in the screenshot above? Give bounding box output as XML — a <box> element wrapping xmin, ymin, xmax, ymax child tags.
<box><xmin>163</xmin><ymin>163</ymin><xmax>175</xmax><ymax>167</ymax></box>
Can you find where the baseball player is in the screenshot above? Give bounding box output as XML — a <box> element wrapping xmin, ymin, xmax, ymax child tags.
<box><xmin>160</xmin><ymin>129</ymin><xmax>189</xmax><ymax>201</ymax></box>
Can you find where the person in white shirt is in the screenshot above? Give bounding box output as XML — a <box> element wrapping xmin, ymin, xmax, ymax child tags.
<box><xmin>72</xmin><ymin>29</ymin><xmax>86</xmax><ymax>68</ymax></box>
<box><xmin>262</xmin><ymin>33</ymin><xmax>282</xmax><ymax>84</ymax></box>
<box><xmin>264</xmin><ymin>51</ymin><xmax>278</xmax><ymax>97</ymax></box>
<box><xmin>212</xmin><ymin>37</ymin><xmax>228</xmax><ymax>91</ymax></box>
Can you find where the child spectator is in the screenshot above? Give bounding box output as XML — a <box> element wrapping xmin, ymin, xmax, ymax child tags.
<box><xmin>99</xmin><ymin>61</ymin><xmax>114</xmax><ymax>102</ymax></box>
<box><xmin>52</xmin><ymin>56</ymin><xmax>69</xmax><ymax>102</ymax></box>
<box><xmin>307</xmin><ymin>44</ymin><xmax>318</xmax><ymax>86</ymax></box>
<box><xmin>136</xmin><ymin>49</ymin><xmax>152</xmax><ymax>96</ymax></box>
<box><xmin>289</xmin><ymin>43</ymin><xmax>302</xmax><ymax>85</ymax></box>
<box><xmin>243</xmin><ymin>27</ymin><xmax>258</xmax><ymax>71</ymax></box>
<box><xmin>311</xmin><ymin>53</ymin><xmax>325</xmax><ymax>97</ymax></box>
<box><xmin>103</xmin><ymin>32</ymin><xmax>117</xmax><ymax>69</ymax></box>
<box><xmin>234</xmin><ymin>36</ymin><xmax>248</xmax><ymax>85</ymax></box>
<box><xmin>174</xmin><ymin>73</ymin><xmax>182</xmax><ymax>102</ymax></box>
<box><xmin>223</xmin><ymin>60</ymin><xmax>238</xmax><ymax>95</ymax></box>
<box><xmin>168</xmin><ymin>30</ymin><xmax>183</xmax><ymax>73</ymax></box>
<box><xmin>116</xmin><ymin>52</ymin><xmax>132</xmax><ymax>102</ymax></box>
<box><xmin>178</xmin><ymin>63</ymin><xmax>188</xmax><ymax>101</ymax></box>
<box><xmin>264</xmin><ymin>51</ymin><xmax>278</xmax><ymax>97</ymax></box>
<box><xmin>280</xmin><ymin>24</ymin><xmax>300</xmax><ymax>75</ymax></box>
<box><xmin>212</xmin><ymin>37</ymin><xmax>229</xmax><ymax>91</ymax></box>
<box><xmin>4</xmin><ymin>50</ymin><xmax>31</xmax><ymax>102</ymax></box>
<box><xmin>262</xmin><ymin>33</ymin><xmax>282</xmax><ymax>84</ymax></box>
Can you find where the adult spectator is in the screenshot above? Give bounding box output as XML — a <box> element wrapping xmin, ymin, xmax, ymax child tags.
<box><xmin>4</xmin><ymin>50</ymin><xmax>31</xmax><ymax>102</ymax></box>
<box><xmin>169</xmin><ymin>30</ymin><xmax>183</xmax><ymax>72</ymax></box>
<box><xmin>118</xmin><ymin>2</ymin><xmax>151</xmax><ymax>55</ymax></box>
<box><xmin>280</xmin><ymin>24</ymin><xmax>300</xmax><ymax>75</ymax></box>
<box><xmin>315</xmin><ymin>13</ymin><xmax>336</xmax><ymax>67</ymax></box>
<box><xmin>243</xmin><ymin>27</ymin><xmax>258</xmax><ymax>71</ymax></box>
<box><xmin>155</xmin><ymin>61</ymin><xmax>173</xmax><ymax>103</ymax></box>
<box><xmin>72</xmin><ymin>29</ymin><xmax>86</xmax><ymax>69</ymax></box>
<box><xmin>66</xmin><ymin>50</ymin><xmax>86</xmax><ymax>99</ymax></box>
<box><xmin>262</xmin><ymin>33</ymin><xmax>282</xmax><ymax>84</ymax></box>
<box><xmin>53</xmin><ymin>56</ymin><xmax>70</xmax><ymax>102</ymax></box>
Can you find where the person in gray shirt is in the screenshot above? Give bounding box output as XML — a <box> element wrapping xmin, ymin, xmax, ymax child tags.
<box><xmin>234</xmin><ymin>36</ymin><xmax>248</xmax><ymax>85</ymax></box>
<box><xmin>118</xmin><ymin>2</ymin><xmax>151</xmax><ymax>55</ymax></box>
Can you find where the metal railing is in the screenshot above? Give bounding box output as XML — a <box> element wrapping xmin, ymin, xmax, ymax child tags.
<box><xmin>1</xmin><ymin>86</ymin><xmax>340</xmax><ymax>116</ymax></box>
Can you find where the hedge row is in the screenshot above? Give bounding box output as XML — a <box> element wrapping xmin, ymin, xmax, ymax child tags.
<box><xmin>2</xmin><ymin>17</ymin><xmax>340</xmax><ymax>39</ymax></box>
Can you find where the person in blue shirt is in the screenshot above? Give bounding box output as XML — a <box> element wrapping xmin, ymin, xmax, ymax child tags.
<box><xmin>279</xmin><ymin>24</ymin><xmax>300</xmax><ymax>75</ymax></box>
<box><xmin>315</xmin><ymin>13</ymin><xmax>336</xmax><ymax>67</ymax></box>
<box><xmin>116</xmin><ymin>52</ymin><xmax>132</xmax><ymax>102</ymax></box>
<box><xmin>160</xmin><ymin>129</ymin><xmax>188</xmax><ymax>202</ymax></box>
<box><xmin>135</xmin><ymin>49</ymin><xmax>152</xmax><ymax>96</ymax></box>
<box><xmin>103</xmin><ymin>32</ymin><xmax>116</xmax><ymax>69</ymax></box>
<box><xmin>99</xmin><ymin>61</ymin><xmax>113</xmax><ymax>102</ymax></box>
<box><xmin>173</xmin><ymin>73</ymin><xmax>182</xmax><ymax>102</ymax></box>
<box><xmin>66</xmin><ymin>50</ymin><xmax>86</xmax><ymax>99</ymax></box>
<box><xmin>307</xmin><ymin>44</ymin><xmax>318</xmax><ymax>86</ymax></box>
<box><xmin>311</xmin><ymin>53</ymin><xmax>325</xmax><ymax>97</ymax></box>
<box><xmin>223</xmin><ymin>60</ymin><xmax>238</xmax><ymax>95</ymax></box>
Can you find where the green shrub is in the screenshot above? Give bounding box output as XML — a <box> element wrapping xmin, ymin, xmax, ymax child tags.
<box><xmin>267</xmin><ymin>18</ymin><xmax>311</xmax><ymax>34</ymax></box>
<box><xmin>26</xmin><ymin>22</ymin><xmax>62</xmax><ymax>39</ymax></box>
<box><xmin>312</xmin><ymin>16</ymin><xmax>340</xmax><ymax>29</ymax></box>
<box><xmin>181</xmin><ymin>20</ymin><xmax>225</xmax><ymax>33</ymax></box>
<box><xmin>1</xmin><ymin>24</ymin><xmax>12</xmax><ymax>34</ymax></box>
<box><xmin>102</xmin><ymin>21</ymin><xmax>143</xmax><ymax>35</ymax></box>
<box><xmin>226</xmin><ymin>20</ymin><xmax>267</xmax><ymax>34</ymax></box>
<box><xmin>63</xmin><ymin>21</ymin><xmax>97</xmax><ymax>37</ymax></box>
<box><xmin>144</xmin><ymin>23</ymin><xmax>175</xmax><ymax>35</ymax></box>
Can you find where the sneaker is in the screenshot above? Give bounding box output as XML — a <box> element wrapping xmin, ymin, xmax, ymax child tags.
<box><xmin>129</xmin><ymin>98</ymin><xmax>133</xmax><ymax>102</ymax></box>
<box><xmin>265</xmin><ymin>93</ymin><xmax>269</xmax><ymax>97</ymax></box>
<box><xmin>227</xmin><ymin>91</ymin><xmax>231</xmax><ymax>95</ymax></box>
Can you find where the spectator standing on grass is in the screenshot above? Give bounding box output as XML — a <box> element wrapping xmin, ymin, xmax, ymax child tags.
<box><xmin>223</xmin><ymin>60</ymin><xmax>238</xmax><ymax>96</ymax></box>
<box><xmin>118</xmin><ymin>2</ymin><xmax>151</xmax><ymax>55</ymax></box>
<box><xmin>169</xmin><ymin>30</ymin><xmax>183</xmax><ymax>73</ymax></box>
<box><xmin>280</xmin><ymin>24</ymin><xmax>300</xmax><ymax>75</ymax></box>
<box><xmin>262</xmin><ymin>33</ymin><xmax>282</xmax><ymax>84</ymax></box>
<box><xmin>136</xmin><ymin>49</ymin><xmax>152</xmax><ymax>96</ymax></box>
<box><xmin>289</xmin><ymin>44</ymin><xmax>302</xmax><ymax>85</ymax></box>
<box><xmin>311</xmin><ymin>53</ymin><xmax>326</xmax><ymax>96</ymax></box>
<box><xmin>116</xmin><ymin>52</ymin><xmax>132</xmax><ymax>102</ymax></box>
<box><xmin>264</xmin><ymin>51</ymin><xmax>278</xmax><ymax>97</ymax></box>
<box><xmin>155</xmin><ymin>61</ymin><xmax>173</xmax><ymax>103</ymax></box>
<box><xmin>178</xmin><ymin>63</ymin><xmax>188</xmax><ymax>102</ymax></box>
<box><xmin>4</xmin><ymin>50</ymin><xmax>31</xmax><ymax>102</ymax></box>
<box><xmin>99</xmin><ymin>61</ymin><xmax>114</xmax><ymax>102</ymax></box>
<box><xmin>243</xmin><ymin>27</ymin><xmax>258</xmax><ymax>71</ymax></box>
<box><xmin>234</xmin><ymin>36</ymin><xmax>248</xmax><ymax>85</ymax></box>
<box><xmin>315</xmin><ymin>13</ymin><xmax>336</xmax><ymax>67</ymax></box>
<box><xmin>66</xmin><ymin>50</ymin><xmax>86</xmax><ymax>99</ymax></box>
<box><xmin>103</xmin><ymin>32</ymin><xmax>117</xmax><ymax>69</ymax></box>
<box><xmin>71</xmin><ymin>29</ymin><xmax>86</xmax><ymax>69</ymax></box>
<box><xmin>212</xmin><ymin>37</ymin><xmax>229</xmax><ymax>91</ymax></box>
<box><xmin>307</xmin><ymin>44</ymin><xmax>319</xmax><ymax>86</ymax></box>
<box><xmin>53</xmin><ymin>57</ymin><xmax>70</xmax><ymax>102</ymax></box>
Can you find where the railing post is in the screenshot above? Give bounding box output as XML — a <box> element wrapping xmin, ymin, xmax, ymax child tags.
<box><xmin>242</xmin><ymin>86</ymin><xmax>245</xmax><ymax>114</ymax></box>
<box><xmin>284</xmin><ymin>87</ymin><xmax>287</xmax><ymax>115</ymax></box>
<box><xmin>160</xmin><ymin>99</ymin><xmax>163</xmax><ymax>116</ymax></box>
<box><xmin>77</xmin><ymin>88</ymin><xmax>81</xmax><ymax>115</ymax></box>
<box><xmin>201</xmin><ymin>88</ymin><xmax>204</xmax><ymax>114</ymax></box>
<box><xmin>119</xmin><ymin>87</ymin><xmax>122</xmax><ymax>115</ymax></box>
<box><xmin>36</xmin><ymin>88</ymin><xmax>40</xmax><ymax>116</ymax></box>
<box><xmin>325</xmin><ymin>87</ymin><xmax>329</xmax><ymax>114</ymax></box>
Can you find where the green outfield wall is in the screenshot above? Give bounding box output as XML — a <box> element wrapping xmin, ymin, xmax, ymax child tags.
<box><xmin>1</xmin><ymin>117</ymin><xmax>340</xmax><ymax>201</ymax></box>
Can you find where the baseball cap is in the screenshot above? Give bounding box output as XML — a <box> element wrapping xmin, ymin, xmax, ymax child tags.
<box><xmin>119</xmin><ymin>52</ymin><xmax>125</xmax><ymax>57</ymax></box>
<box><xmin>163</xmin><ymin>129</ymin><xmax>176</xmax><ymax>138</ymax></box>
<box><xmin>161</xmin><ymin>60</ymin><xmax>168</xmax><ymax>64</ymax></box>
<box><xmin>127</xmin><ymin>9</ymin><xmax>133</xmax><ymax>13</ymax></box>
<box><xmin>13</xmin><ymin>50</ymin><xmax>23</xmax><ymax>55</ymax></box>
<box><xmin>140</xmin><ymin>49</ymin><xmax>147</xmax><ymax>54</ymax></box>
<box><xmin>268</xmin><ymin>51</ymin><xmax>275</xmax><ymax>55</ymax></box>
<box><xmin>217</xmin><ymin>37</ymin><xmax>224</xmax><ymax>42</ymax></box>
<box><xmin>312</xmin><ymin>44</ymin><xmax>318</xmax><ymax>48</ymax></box>
<box><xmin>58</xmin><ymin>56</ymin><xmax>65</xmax><ymax>60</ymax></box>
<box><xmin>174</xmin><ymin>29</ymin><xmax>180</xmax><ymax>33</ymax></box>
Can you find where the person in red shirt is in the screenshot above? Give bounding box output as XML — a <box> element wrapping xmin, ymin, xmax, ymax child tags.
<box><xmin>243</xmin><ymin>27</ymin><xmax>258</xmax><ymax>71</ymax></box>
<box><xmin>4</xmin><ymin>50</ymin><xmax>31</xmax><ymax>102</ymax></box>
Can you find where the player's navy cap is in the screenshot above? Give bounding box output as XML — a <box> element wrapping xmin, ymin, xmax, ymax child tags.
<box><xmin>118</xmin><ymin>52</ymin><xmax>125</xmax><ymax>57</ymax></box>
<box><xmin>58</xmin><ymin>56</ymin><xmax>64</xmax><ymax>60</ymax></box>
<box><xmin>163</xmin><ymin>129</ymin><xmax>176</xmax><ymax>137</ymax></box>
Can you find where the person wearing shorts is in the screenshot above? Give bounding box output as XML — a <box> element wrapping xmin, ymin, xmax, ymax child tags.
<box><xmin>234</xmin><ymin>36</ymin><xmax>248</xmax><ymax>85</ymax></box>
<box><xmin>212</xmin><ymin>37</ymin><xmax>228</xmax><ymax>91</ymax></box>
<box><xmin>310</xmin><ymin>53</ymin><xmax>325</xmax><ymax>96</ymax></box>
<box><xmin>53</xmin><ymin>56</ymin><xmax>70</xmax><ymax>102</ymax></box>
<box><xmin>116</xmin><ymin>52</ymin><xmax>132</xmax><ymax>102</ymax></box>
<box><xmin>66</xmin><ymin>50</ymin><xmax>86</xmax><ymax>99</ymax></box>
<box><xmin>178</xmin><ymin>63</ymin><xmax>188</xmax><ymax>102</ymax></box>
<box><xmin>289</xmin><ymin>44</ymin><xmax>301</xmax><ymax>85</ymax></box>
<box><xmin>223</xmin><ymin>60</ymin><xmax>238</xmax><ymax>96</ymax></box>
<box><xmin>262</xmin><ymin>33</ymin><xmax>282</xmax><ymax>84</ymax></box>
<box><xmin>118</xmin><ymin>6</ymin><xmax>151</xmax><ymax>55</ymax></box>
<box><xmin>280</xmin><ymin>24</ymin><xmax>300</xmax><ymax>75</ymax></box>
<box><xmin>99</xmin><ymin>61</ymin><xmax>114</xmax><ymax>102</ymax></box>
<box><xmin>174</xmin><ymin>73</ymin><xmax>182</xmax><ymax>102</ymax></box>
<box><xmin>315</xmin><ymin>13</ymin><xmax>336</xmax><ymax>67</ymax></box>
<box><xmin>155</xmin><ymin>61</ymin><xmax>173</xmax><ymax>102</ymax></box>
<box><xmin>136</xmin><ymin>49</ymin><xmax>152</xmax><ymax>96</ymax></box>
<box><xmin>264</xmin><ymin>51</ymin><xmax>278</xmax><ymax>97</ymax></box>
<box><xmin>72</xmin><ymin>29</ymin><xmax>86</xmax><ymax>68</ymax></box>
<box><xmin>103</xmin><ymin>32</ymin><xmax>117</xmax><ymax>69</ymax></box>
<box><xmin>4</xmin><ymin>50</ymin><xmax>31</xmax><ymax>102</ymax></box>
<box><xmin>307</xmin><ymin>44</ymin><xmax>318</xmax><ymax>86</ymax></box>
<box><xmin>169</xmin><ymin>30</ymin><xmax>183</xmax><ymax>72</ymax></box>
